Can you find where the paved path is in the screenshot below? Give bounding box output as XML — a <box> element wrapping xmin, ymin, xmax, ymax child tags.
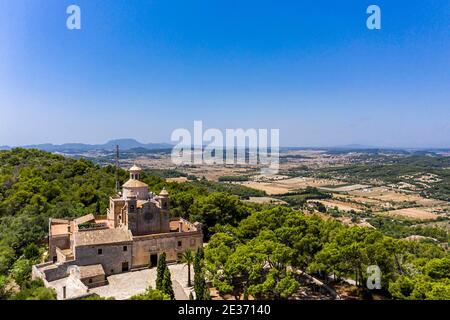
<box><xmin>292</xmin><ymin>268</ymin><xmax>341</xmax><ymax>300</ymax></box>
<box><xmin>91</xmin><ymin>264</ymin><xmax>194</xmax><ymax>300</ymax></box>
<box><xmin>173</xmin><ymin>280</ymin><xmax>189</xmax><ymax>300</ymax></box>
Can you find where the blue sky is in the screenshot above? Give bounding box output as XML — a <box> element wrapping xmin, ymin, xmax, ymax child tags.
<box><xmin>0</xmin><ymin>0</ymin><xmax>449</xmax><ymax>147</ymax></box>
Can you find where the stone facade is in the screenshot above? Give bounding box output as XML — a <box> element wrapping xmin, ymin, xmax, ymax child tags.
<box><xmin>33</xmin><ymin>165</ymin><xmax>203</xmax><ymax>299</ymax></box>
<box><xmin>132</xmin><ymin>219</ymin><xmax>203</xmax><ymax>267</ymax></box>
<box><xmin>73</xmin><ymin>241</ymin><xmax>133</xmax><ymax>276</ymax></box>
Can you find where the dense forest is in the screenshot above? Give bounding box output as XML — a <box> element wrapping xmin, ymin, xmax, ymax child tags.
<box><xmin>0</xmin><ymin>149</ymin><xmax>255</xmax><ymax>298</ymax></box>
<box><xmin>278</xmin><ymin>187</ymin><xmax>331</xmax><ymax>209</ymax></box>
<box><xmin>0</xmin><ymin>149</ymin><xmax>449</xmax><ymax>300</ymax></box>
<box><xmin>204</xmin><ymin>207</ymin><xmax>450</xmax><ymax>300</ymax></box>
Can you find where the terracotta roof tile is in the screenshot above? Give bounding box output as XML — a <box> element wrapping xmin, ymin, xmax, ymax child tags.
<box><xmin>74</xmin><ymin>228</ymin><xmax>132</xmax><ymax>246</ymax></box>
<box><xmin>122</xmin><ymin>179</ymin><xmax>148</xmax><ymax>188</ymax></box>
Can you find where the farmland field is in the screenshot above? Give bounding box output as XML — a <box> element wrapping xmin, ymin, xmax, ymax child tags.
<box><xmin>377</xmin><ymin>208</ymin><xmax>440</xmax><ymax>220</ymax></box>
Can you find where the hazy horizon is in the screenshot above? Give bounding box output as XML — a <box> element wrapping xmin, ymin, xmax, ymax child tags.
<box><xmin>1</xmin><ymin>1</ymin><xmax>449</xmax><ymax>148</ymax></box>
<box><xmin>2</xmin><ymin>137</ymin><xmax>450</xmax><ymax>150</ymax></box>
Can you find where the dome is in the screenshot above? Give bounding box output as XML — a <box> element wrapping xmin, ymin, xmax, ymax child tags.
<box><xmin>129</xmin><ymin>164</ymin><xmax>142</xmax><ymax>172</ymax></box>
<box><xmin>123</xmin><ymin>179</ymin><xmax>148</xmax><ymax>188</ymax></box>
<box><xmin>159</xmin><ymin>188</ymin><xmax>169</xmax><ymax>196</ymax></box>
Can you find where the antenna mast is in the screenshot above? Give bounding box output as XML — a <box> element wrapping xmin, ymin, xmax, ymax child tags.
<box><xmin>115</xmin><ymin>144</ymin><xmax>120</xmax><ymax>193</ymax></box>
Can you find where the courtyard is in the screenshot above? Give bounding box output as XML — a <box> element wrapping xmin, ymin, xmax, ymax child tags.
<box><xmin>90</xmin><ymin>264</ymin><xmax>194</xmax><ymax>300</ymax></box>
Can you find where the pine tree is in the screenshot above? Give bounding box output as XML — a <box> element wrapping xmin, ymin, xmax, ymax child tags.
<box><xmin>156</xmin><ymin>252</ymin><xmax>166</xmax><ymax>291</ymax></box>
<box><xmin>162</xmin><ymin>267</ymin><xmax>175</xmax><ymax>300</ymax></box>
<box><xmin>202</xmin><ymin>284</ymin><xmax>210</xmax><ymax>300</ymax></box>
<box><xmin>193</xmin><ymin>249</ymin><xmax>202</xmax><ymax>297</ymax></box>
<box><xmin>193</xmin><ymin>248</ymin><xmax>209</xmax><ymax>300</ymax></box>
<box><xmin>193</xmin><ymin>248</ymin><xmax>202</xmax><ymax>275</ymax></box>
<box><xmin>196</xmin><ymin>247</ymin><xmax>204</xmax><ymax>261</ymax></box>
<box><xmin>243</xmin><ymin>288</ymin><xmax>249</xmax><ymax>300</ymax></box>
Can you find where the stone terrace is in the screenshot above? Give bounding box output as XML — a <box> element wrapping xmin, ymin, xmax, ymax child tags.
<box><xmin>90</xmin><ymin>263</ymin><xmax>194</xmax><ymax>300</ymax></box>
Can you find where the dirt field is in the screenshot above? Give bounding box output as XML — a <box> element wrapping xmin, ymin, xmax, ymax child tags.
<box><xmin>349</xmin><ymin>187</ymin><xmax>444</xmax><ymax>206</ymax></box>
<box><xmin>126</xmin><ymin>154</ymin><xmax>256</xmax><ymax>181</ymax></box>
<box><xmin>166</xmin><ymin>177</ymin><xmax>188</xmax><ymax>183</ymax></box>
<box><xmin>240</xmin><ymin>177</ymin><xmax>341</xmax><ymax>195</ymax></box>
<box><xmin>377</xmin><ymin>208</ymin><xmax>439</xmax><ymax>220</ymax></box>
<box><xmin>319</xmin><ymin>184</ymin><xmax>370</xmax><ymax>192</ymax></box>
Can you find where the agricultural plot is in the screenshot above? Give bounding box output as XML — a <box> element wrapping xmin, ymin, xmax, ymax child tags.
<box><xmin>348</xmin><ymin>187</ymin><xmax>446</xmax><ymax>207</ymax></box>
<box><xmin>318</xmin><ymin>184</ymin><xmax>370</xmax><ymax>192</ymax></box>
<box><xmin>377</xmin><ymin>208</ymin><xmax>439</xmax><ymax>220</ymax></box>
<box><xmin>240</xmin><ymin>177</ymin><xmax>340</xmax><ymax>195</ymax></box>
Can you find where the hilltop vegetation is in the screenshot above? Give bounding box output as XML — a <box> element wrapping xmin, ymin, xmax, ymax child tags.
<box><xmin>278</xmin><ymin>187</ymin><xmax>331</xmax><ymax>209</ymax></box>
<box><xmin>0</xmin><ymin>149</ymin><xmax>449</xmax><ymax>300</ymax></box>
<box><xmin>0</xmin><ymin>149</ymin><xmax>255</xmax><ymax>298</ymax></box>
<box><xmin>205</xmin><ymin>206</ymin><xmax>450</xmax><ymax>300</ymax></box>
<box><xmin>0</xmin><ymin>149</ymin><xmax>121</xmax><ymax>274</ymax></box>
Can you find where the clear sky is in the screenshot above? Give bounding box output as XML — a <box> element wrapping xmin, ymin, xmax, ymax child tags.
<box><xmin>0</xmin><ymin>0</ymin><xmax>449</xmax><ymax>147</ymax></box>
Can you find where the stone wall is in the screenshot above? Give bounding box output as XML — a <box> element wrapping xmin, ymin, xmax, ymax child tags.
<box><xmin>131</xmin><ymin>231</ymin><xmax>203</xmax><ymax>268</ymax></box>
<box><xmin>33</xmin><ymin>260</ymin><xmax>79</xmax><ymax>282</ymax></box>
<box><xmin>128</xmin><ymin>202</ymin><xmax>170</xmax><ymax>236</ymax></box>
<box><xmin>49</xmin><ymin>234</ymin><xmax>71</xmax><ymax>262</ymax></box>
<box><xmin>81</xmin><ymin>274</ymin><xmax>107</xmax><ymax>288</ymax></box>
<box><xmin>56</xmin><ymin>247</ymin><xmax>73</xmax><ymax>262</ymax></box>
<box><xmin>107</xmin><ymin>198</ymin><xmax>126</xmax><ymax>228</ymax></box>
<box><xmin>123</xmin><ymin>186</ymin><xmax>148</xmax><ymax>200</ymax></box>
<box><xmin>74</xmin><ymin>242</ymin><xmax>133</xmax><ymax>275</ymax></box>
<box><xmin>53</xmin><ymin>275</ymin><xmax>89</xmax><ymax>300</ymax></box>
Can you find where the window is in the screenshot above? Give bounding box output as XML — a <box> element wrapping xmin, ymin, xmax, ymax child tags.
<box><xmin>98</xmin><ymin>248</ymin><xmax>102</xmax><ymax>255</ymax></box>
<box><xmin>150</xmin><ymin>254</ymin><xmax>158</xmax><ymax>267</ymax></box>
<box><xmin>123</xmin><ymin>246</ymin><xmax>127</xmax><ymax>252</ymax></box>
<box><xmin>177</xmin><ymin>240</ymin><xmax>182</xmax><ymax>247</ymax></box>
<box><xmin>190</xmin><ymin>239</ymin><xmax>196</xmax><ymax>247</ymax></box>
<box><xmin>89</xmin><ymin>279</ymin><xmax>93</xmax><ymax>284</ymax></box>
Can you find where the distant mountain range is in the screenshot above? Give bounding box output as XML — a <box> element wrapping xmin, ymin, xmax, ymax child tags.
<box><xmin>1</xmin><ymin>140</ymin><xmax>449</xmax><ymax>154</ymax></box>
<box><xmin>0</xmin><ymin>139</ymin><xmax>173</xmax><ymax>152</ymax></box>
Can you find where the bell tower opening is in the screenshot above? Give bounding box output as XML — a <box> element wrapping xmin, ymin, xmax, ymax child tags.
<box><xmin>159</xmin><ymin>188</ymin><xmax>169</xmax><ymax>210</ymax></box>
<box><xmin>122</xmin><ymin>165</ymin><xmax>149</xmax><ymax>200</ymax></box>
<box><xmin>129</xmin><ymin>164</ymin><xmax>141</xmax><ymax>180</ymax></box>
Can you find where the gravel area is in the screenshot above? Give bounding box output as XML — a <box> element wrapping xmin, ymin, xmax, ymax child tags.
<box><xmin>91</xmin><ymin>263</ymin><xmax>194</xmax><ymax>300</ymax></box>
